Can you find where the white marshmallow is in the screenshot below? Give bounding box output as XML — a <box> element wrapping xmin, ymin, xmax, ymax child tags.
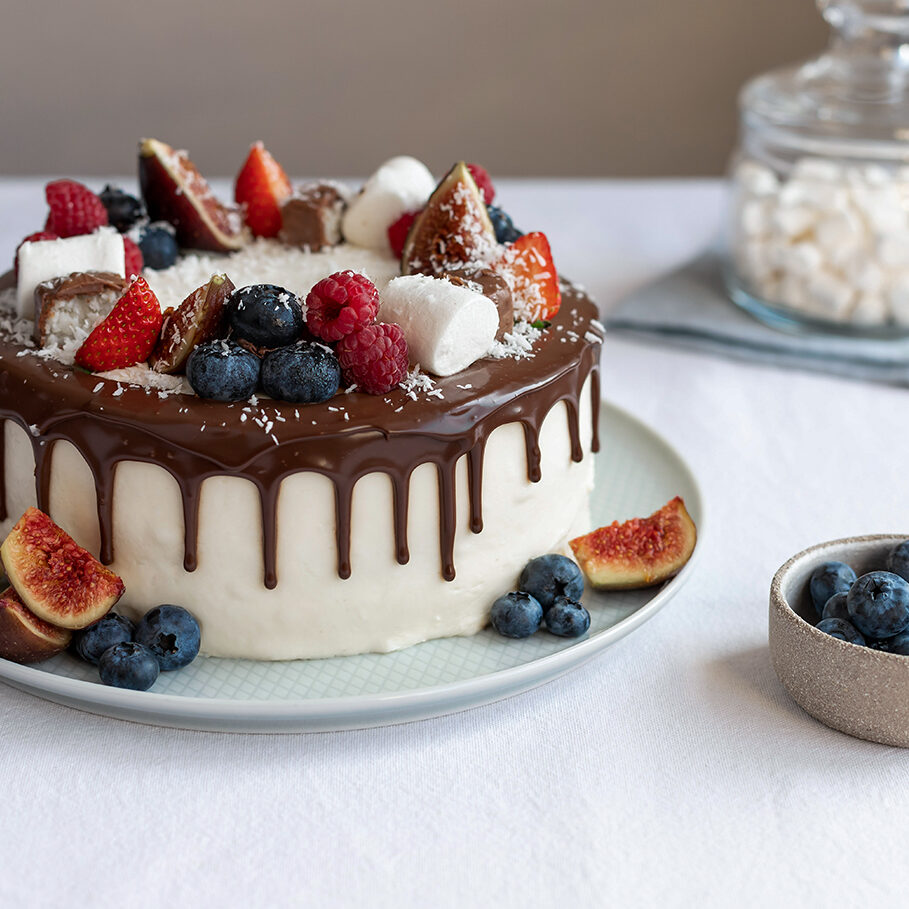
<box><xmin>379</xmin><ymin>274</ymin><xmax>498</xmax><ymax>377</ymax></box>
<box><xmin>772</xmin><ymin>204</ymin><xmax>815</xmax><ymax>239</ymax></box>
<box><xmin>807</xmin><ymin>270</ymin><xmax>854</xmax><ymax>319</ymax></box>
<box><xmin>16</xmin><ymin>228</ymin><xmax>125</xmax><ymax>318</ymax></box>
<box><xmin>739</xmin><ymin>199</ymin><xmax>772</xmax><ymax>237</ymax></box>
<box><xmin>780</xmin><ymin>241</ymin><xmax>823</xmax><ymax>276</ymax></box>
<box><xmin>791</xmin><ymin>158</ymin><xmax>844</xmax><ymax>184</ymax></box>
<box><xmin>341</xmin><ymin>157</ymin><xmax>436</xmax><ymax>251</ymax></box>
<box><xmin>853</xmin><ymin>292</ymin><xmax>890</xmax><ymax>325</ymax></box>
<box><xmin>735</xmin><ymin>161</ymin><xmax>779</xmax><ymax>197</ymax></box>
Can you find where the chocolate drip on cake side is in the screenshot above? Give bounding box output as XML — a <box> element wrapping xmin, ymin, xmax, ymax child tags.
<box><xmin>0</xmin><ymin>281</ymin><xmax>602</xmax><ymax>587</ymax></box>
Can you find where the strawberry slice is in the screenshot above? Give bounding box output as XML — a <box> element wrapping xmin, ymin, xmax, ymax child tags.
<box><xmin>497</xmin><ymin>231</ymin><xmax>561</xmax><ymax>323</ymax></box>
<box><xmin>75</xmin><ymin>276</ymin><xmax>163</xmax><ymax>372</ymax></box>
<box><xmin>234</xmin><ymin>142</ymin><xmax>292</xmax><ymax>238</ymax></box>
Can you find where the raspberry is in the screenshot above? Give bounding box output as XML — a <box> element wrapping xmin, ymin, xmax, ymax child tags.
<box><xmin>14</xmin><ymin>230</ymin><xmax>58</xmax><ymax>277</ymax></box>
<box><xmin>387</xmin><ymin>209</ymin><xmax>419</xmax><ymax>260</ymax></box>
<box><xmin>467</xmin><ymin>163</ymin><xmax>495</xmax><ymax>206</ymax></box>
<box><xmin>123</xmin><ymin>236</ymin><xmax>144</xmax><ymax>279</ymax></box>
<box><xmin>336</xmin><ymin>322</ymin><xmax>408</xmax><ymax>395</ymax></box>
<box><xmin>44</xmin><ymin>179</ymin><xmax>109</xmax><ymax>238</ymax></box>
<box><xmin>305</xmin><ymin>271</ymin><xmax>379</xmax><ymax>342</ymax></box>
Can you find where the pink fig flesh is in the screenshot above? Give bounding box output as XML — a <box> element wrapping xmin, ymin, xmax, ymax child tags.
<box><xmin>0</xmin><ymin>508</ymin><xmax>124</xmax><ymax>629</ymax></box>
<box><xmin>569</xmin><ymin>496</ymin><xmax>697</xmax><ymax>590</ymax></box>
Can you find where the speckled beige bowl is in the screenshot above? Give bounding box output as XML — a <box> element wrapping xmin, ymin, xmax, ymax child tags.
<box><xmin>770</xmin><ymin>534</ymin><xmax>909</xmax><ymax>747</ymax></box>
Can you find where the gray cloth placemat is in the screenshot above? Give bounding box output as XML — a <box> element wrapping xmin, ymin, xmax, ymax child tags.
<box><xmin>606</xmin><ymin>254</ymin><xmax>909</xmax><ymax>385</ymax></box>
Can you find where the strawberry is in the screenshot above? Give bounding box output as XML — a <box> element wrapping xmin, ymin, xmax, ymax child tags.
<box><xmin>123</xmin><ymin>236</ymin><xmax>144</xmax><ymax>279</ymax></box>
<box><xmin>498</xmin><ymin>231</ymin><xmax>561</xmax><ymax>323</ymax></box>
<box><xmin>467</xmin><ymin>163</ymin><xmax>495</xmax><ymax>205</ymax></box>
<box><xmin>387</xmin><ymin>209</ymin><xmax>420</xmax><ymax>260</ymax></box>
<box><xmin>14</xmin><ymin>231</ymin><xmax>58</xmax><ymax>278</ymax></box>
<box><xmin>44</xmin><ymin>180</ymin><xmax>108</xmax><ymax>238</ymax></box>
<box><xmin>75</xmin><ymin>277</ymin><xmax>163</xmax><ymax>372</ymax></box>
<box><xmin>234</xmin><ymin>142</ymin><xmax>292</xmax><ymax>238</ymax></box>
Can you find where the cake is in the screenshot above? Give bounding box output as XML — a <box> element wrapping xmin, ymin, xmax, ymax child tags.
<box><xmin>0</xmin><ymin>141</ymin><xmax>603</xmax><ymax>661</ymax></box>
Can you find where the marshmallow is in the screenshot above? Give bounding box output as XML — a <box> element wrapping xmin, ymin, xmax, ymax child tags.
<box><xmin>379</xmin><ymin>274</ymin><xmax>498</xmax><ymax>377</ymax></box>
<box><xmin>341</xmin><ymin>157</ymin><xmax>436</xmax><ymax>251</ymax></box>
<box><xmin>16</xmin><ymin>228</ymin><xmax>125</xmax><ymax>318</ymax></box>
<box><xmin>853</xmin><ymin>292</ymin><xmax>890</xmax><ymax>325</ymax></box>
<box><xmin>736</xmin><ymin>161</ymin><xmax>779</xmax><ymax>197</ymax></box>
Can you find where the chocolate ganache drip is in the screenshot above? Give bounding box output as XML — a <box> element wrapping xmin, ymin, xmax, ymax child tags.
<box><xmin>0</xmin><ymin>280</ymin><xmax>602</xmax><ymax>588</ymax></box>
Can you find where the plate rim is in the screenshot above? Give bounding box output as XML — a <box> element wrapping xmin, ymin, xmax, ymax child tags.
<box><xmin>0</xmin><ymin>399</ymin><xmax>705</xmax><ymax>729</ymax></box>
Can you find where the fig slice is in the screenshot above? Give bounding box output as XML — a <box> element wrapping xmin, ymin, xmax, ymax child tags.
<box><xmin>149</xmin><ymin>273</ymin><xmax>235</xmax><ymax>374</ymax></box>
<box><xmin>139</xmin><ymin>138</ymin><xmax>250</xmax><ymax>252</ymax></box>
<box><xmin>569</xmin><ymin>496</ymin><xmax>697</xmax><ymax>590</ymax></box>
<box><xmin>0</xmin><ymin>508</ymin><xmax>125</xmax><ymax>629</ymax></box>
<box><xmin>402</xmin><ymin>161</ymin><xmax>498</xmax><ymax>277</ymax></box>
<box><xmin>0</xmin><ymin>586</ymin><xmax>71</xmax><ymax>663</ymax></box>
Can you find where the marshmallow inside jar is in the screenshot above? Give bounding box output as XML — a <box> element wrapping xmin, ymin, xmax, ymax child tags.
<box><xmin>379</xmin><ymin>274</ymin><xmax>499</xmax><ymax>377</ymax></box>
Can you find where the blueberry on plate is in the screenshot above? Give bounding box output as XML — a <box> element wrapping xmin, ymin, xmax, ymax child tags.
<box><xmin>886</xmin><ymin>539</ymin><xmax>909</xmax><ymax>583</ymax></box>
<box><xmin>99</xmin><ymin>185</ymin><xmax>146</xmax><ymax>233</ymax></box>
<box><xmin>98</xmin><ymin>642</ymin><xmax>160</xmax><ymax>691</ymax></box>
<box><xmin>821</xmin><ymin>592</ymin><xmax>850</xmax><ymax>622</ymax></box>
<box><xmin>846</xmin><ymin>571</ymin><xmax>909</xmax><ymax>639</ymax></box>
<box><xmin>808</xmin><ymin>561</ymin><xmax>857</xmax><ymax>617</ymax></box>
<box><xmin>260</xmin><ymin>342</ymin><xmax>341</xmax><ymax>404</ymax></box>
<box><xmin>134</xmin><ymin>604</ymin><xmax>201</xmax><ymax>671</ymax></box>
<box><xmin>544</xmin><ymin>596</ymin><xmax>590</xmax><ymax>638</ymax></box>
<box><xmin>490</xmin><ymin>592</ymin><xmax>543</xmax><ymax>639</ymax></box>
<box><xmin>518</xmin><ymin>554</ymin><xmax>584</xmax><ymax>611</ymax></box>
<box><xmin>187</xmin><ymin>339</ymin><xmax>260</xmax><ymax>402</ymax></box>
<box><xmin>227</xmin><ymin>284</ymin><xmax>304</xmax><ymax>349</ymax></box>
<box><xmin>137</xmin><ymin>223</ymin><xmax>179</xmax><ymax>270</ymax></box>
<box><xmin>486</xmin><ymin>205</ymin><xmax>523</xmax><ymax>244</ymax></box>
<box><xmin>816</xmin><ymin>617</ymin><xmax>866</xmax><ymax>646</ymax></box>
<box><xmin>73</xmin><ymin>612</ymin><xmax>134</xmax><ymax>665</ymax></box>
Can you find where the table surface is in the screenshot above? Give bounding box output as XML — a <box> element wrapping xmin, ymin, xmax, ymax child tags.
<box><xmin>1</xmin><ymin>178</ymin><xmax>906</xmax><ymax>908</ymax></box>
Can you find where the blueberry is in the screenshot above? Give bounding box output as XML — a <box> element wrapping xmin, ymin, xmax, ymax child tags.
<box><xmin>486</xmin><ymin>205</ymin><xmax>523</xmax><ymax>244</ymax></box>
<box><xmin>886</xmin><ymin>540</ymin><xmax>909</xmax><ymax>583</ymax></box>
<box><xmin>821</xmin><ymin>592</ymin><xmax>850</xmax><ymax>622</ymax></box>
<box><xmin>100</xmin><ymin>185</ymin><xmax>146</xmax><ymax>233</ymax></box>
<box><xmin>98</xmin><ymin>642</ymin><xmax>160</xmax><ymax>691</ymax></box>
<box><xmin>261</xmin><ymin>342</ymin><xmax>341</xmax><ymax>404</ymax></box>
<box><xmin>518</xmin><ymin>554</ymin><xmax>584</xmax><ymax>611</ymax></box>
<box><xmin>544</xmin><ymin>596</ymin><xmax>590</xmax><ymax>638</ymax></box>
<box><xmin>816</xmin><ymin>617</ymin><xmax>866</xmax><ymax>646</ymax></box>
<box><xmin>137</xmin><ymin>224</ymin><xmax>179</xmax><ymax>270</ymax></box>
<box><xmin>883</xmin><ymin>631</ymin><xmax>909</xmax><ymax>655</ymax></box>
<box><xmin>846</xmin><ymin>571</ymin><xmax>909</xmax><ymax>639</ymax></box>
<box><xmin>808</xmin><ymin>561</ymin><xmax>857</xmax><ymax>617</ymax></box>
<box><xmin>490</xmin><ymin>591</ymin><xmax>543</xmax><ymax>638</ymax></box>
<box><xmin>227</xmin><ymin>284</ymin><xmax>304</xmax><ymax>349</ymax></box>
<box><xmin>187</xmin><ymin>339</ymin><xmax>260</xmax><ymax>402</ymax></box>
<box><xmin>73</xmin><ymin>612</ymin><xmax>134</xmax><ymax>665</ymax></box>
<box><xmin>135</xmin><ymin>604</ymin><xmax>201</xmax><ymax>671</ymax></box>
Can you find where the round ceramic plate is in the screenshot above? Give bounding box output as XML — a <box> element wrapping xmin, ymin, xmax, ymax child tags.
<box><xmin>0</xmin><ymin>400</ymin><xmax>703</xmax><ymax>732</ymax></box>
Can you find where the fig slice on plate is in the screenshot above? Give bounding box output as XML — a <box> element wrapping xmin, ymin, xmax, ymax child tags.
<box><xmin>149</xmin><ymin>273</ymin><xmax>235</xmax><ymax>374</ymax></box>
<box><xmin>0</xmin><ymin>508</ymin><xmax>125</xmax><ymax>629</ymax></box>
<box><xmin>569</xmin><ymin>496</ymin><xmax>697</xmax><ymax>590</ymax></box>
<box><xmin>0</xmin><ymin>586</ymin><xmax>71</xmax><ymax>664</ymax></box>
<box><xmin>139</xmin><ymin>138</ymin><xmax>249</xmax><ymax>252</ymax></box>
<box><xmin>402</xmin><ymin>161</ymin><xmax>497</xmax><ymax>276</ymax></box>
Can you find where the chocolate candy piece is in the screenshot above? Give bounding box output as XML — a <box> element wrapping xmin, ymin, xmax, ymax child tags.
<box><xmin>442</xmin><ymin>267</ymin><xmax>514</xmax><ymax>340</ymax></box>
<box><xmin>279</xmin><ymin>182</ymin><xmax>348</xmax><ymax>250</ymax></box>
<box><xmin>33</xmin><ymin>271</ymin><xmax>128</xmax><ymax>346</ymax></box>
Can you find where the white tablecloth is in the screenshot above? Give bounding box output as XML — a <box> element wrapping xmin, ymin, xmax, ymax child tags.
<box><xmin>1</xmin><ymin>178</ymin><xmax>906</xmax><ymax>908</ymax></box>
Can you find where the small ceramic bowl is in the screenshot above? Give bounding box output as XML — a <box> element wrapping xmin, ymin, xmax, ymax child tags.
<box><xmin>770</xmin><ymin>534</ymin><xmax>909</xmax><ymax>747</ymax></box>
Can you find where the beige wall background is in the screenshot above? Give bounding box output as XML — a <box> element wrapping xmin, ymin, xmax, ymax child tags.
<box><xmin>0</xmin><ymin>0</ymin><xmax>825</xmax><ymax>178</ymax></box>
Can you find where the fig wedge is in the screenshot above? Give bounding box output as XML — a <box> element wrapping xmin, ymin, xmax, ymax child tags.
<box><xmin>150</xmin><ymin>273</ymin><xmax>235</xmax><ymax>374</ymax></box>
<box><xmin>0</xmin><ymin>586</ymin><xmax>71</xmax><ymax>663</ymax></box>
<box><xmin>402</xmin><ymin>161</ymin><xmax>497</xmax><ymax>277</ymax></box>
<box><xmin>569</xmin><ymin>497</ymin><xmax>697</xmax><ymax>590</ymax></box>
<box><xmin>0</xmin><ymin>508</ymin><xmax>124</xmax><ymax>629</ymax></box>
<box><xmin>139</xmin><ymin>138</ymin><xmax>249</xmax><ymax>252</ymax></box>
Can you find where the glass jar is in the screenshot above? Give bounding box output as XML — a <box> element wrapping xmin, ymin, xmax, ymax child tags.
<box><xmin>726</xmin><ymin>0</ymin><xmax>909</xmax><ymax>336</ymax></box>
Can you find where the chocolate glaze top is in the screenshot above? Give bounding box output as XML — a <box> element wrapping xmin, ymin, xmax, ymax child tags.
<box><xmin>0</xmin><ymin>273</ymin><xmax>603</xmax><ymax>588</ymax></box>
